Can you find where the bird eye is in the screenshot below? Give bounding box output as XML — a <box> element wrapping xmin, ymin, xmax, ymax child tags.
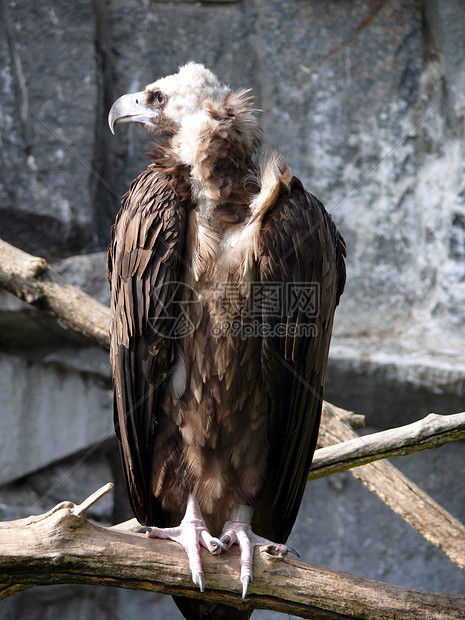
<box><xmin>148</xmin><ymin>90</ymin><xmax>165</xmax><ymax>106</ymax></box>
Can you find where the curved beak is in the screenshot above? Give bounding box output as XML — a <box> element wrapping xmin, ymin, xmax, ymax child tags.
<box><xmin>108</xmin><ymin>91</ymin><xmax>157</xmax><ymax>134</ymax></box>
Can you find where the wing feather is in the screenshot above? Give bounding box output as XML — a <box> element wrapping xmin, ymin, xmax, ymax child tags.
<box><xmin>108</xmin><ymin>165</ymin><xmax>187</xmax><ymax>526</ymax></box>
<box><xmin>255</xmin><ymin>176</ymin><xmax>346</xmax><ymax>542</ymax></box>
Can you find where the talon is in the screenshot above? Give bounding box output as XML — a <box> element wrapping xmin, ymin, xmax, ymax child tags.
<box><xmin>241</xmin><ymin>575</ymin><xmax>251</xmax><ymax>598</ymax></box>
<box><xmin>288</xmin><ymin>546</ymin><xmax>300</xmax><ymax>558</ymax></box>
<box><xmin>218</xmin><ymin>514</ymin><xmax>295</xmax><ymax>594</ymax></box>
<box><xmin>196</xmin><ymin>571</ymin><xmax>205</xmax><ymax>593</ymax></box>
<box><xmin>147</xmin><ymin>495</ymin><xmax>222</xmax><ymax>593</ymax></box>
<box><xmin>264</xmin><ymin>544</ymin><xmax>282</xmax><ymax>556</ymax></box>
<box><xmin>211</xmin><ymin>533</ymin><xmax>232</xmax><ymax>554</ymax></box>
<box><xmin>209</xmin><ymin>537</ymin><xmax>229</xmax><ymax>553</ymax></box>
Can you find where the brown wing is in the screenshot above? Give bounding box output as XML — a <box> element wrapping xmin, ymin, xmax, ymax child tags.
<box><xmin>254</xmin><ymin>176</ymin><xmax>346</xmax><ymax>542</ymax></box>
<box><xmin>108</xmin><ymin>166</ymin><xmax>187</xmax><ymax>525</ymax></box>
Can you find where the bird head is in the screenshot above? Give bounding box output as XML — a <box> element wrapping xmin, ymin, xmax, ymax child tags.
<box><xmin>108</xmin><ymin>62</ymin><xmax>230</xmax><ymax>136</ymax></box>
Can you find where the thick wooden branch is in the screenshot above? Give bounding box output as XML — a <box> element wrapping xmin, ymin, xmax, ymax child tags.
<box><xmin>311</xmin><ymin>411</ymin><xmax>465</xmax><ymax>479</ymax></box>
<box><xmin>1</xmin><ymin>486</ymin><xmax>464</xmax><ymax>619</ymax></box>
<box><xmin>318</xmin><ymin>403</ymin><xmax>465</xmax><ymax>571</ymax></box>
<box><xmin>0</xmin><ymin>239</ymin><xmax>110</xmax><ymax>347</ymax></box>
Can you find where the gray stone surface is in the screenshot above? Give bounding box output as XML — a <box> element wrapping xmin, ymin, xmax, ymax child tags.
<box><xmin>326</xmin><ymin>337</ymin><xmax>465</xmax><ymax>428</ymax></box>
<box><xmin>54</xmin><ymin>251</ymin><xmax>110</xmax><ymax>306</ymax></box>
<box><xmin>0</xmin><ymin>450</ymin><xmax>115</xmax><ymax>523</ymax></box>
<box><xmin>1</xmin><ymin>0</ymin><xmax>465</xmax><ymax>618</ymax></box>
<box><xmin>0</xmin><ymin>0</ymin><xmax>99</xmax><ymax>256</ymax></box>
<box><xmin>0</xmin><ymin>350</ymin><xmax>113</xmax><ymax>485</ymax></box>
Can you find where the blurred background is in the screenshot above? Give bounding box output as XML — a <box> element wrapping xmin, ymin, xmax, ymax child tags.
<box><xmin>1</xmin><ymin>0</ymin><xmax>464</xmax><ymax>617</ymax></box>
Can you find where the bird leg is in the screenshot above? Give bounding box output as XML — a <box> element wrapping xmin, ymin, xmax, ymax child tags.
<box><xmin>146</xmin><ymin>494</ymin><xmax>228</xmax><ymax>592</ymax></box>
<box><xmin>214</xmin><ymin>505</ymin><xmax>300</xmax><ymax>598</ymax></box>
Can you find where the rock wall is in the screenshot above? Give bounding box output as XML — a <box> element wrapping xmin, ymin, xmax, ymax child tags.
<box><xmin>1</xmin><ymin>1</ymin><xmax>464</xmax><ymax>618</ymax></box>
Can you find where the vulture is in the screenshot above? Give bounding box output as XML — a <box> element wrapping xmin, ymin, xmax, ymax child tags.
<box><xmin>107</xmin><ymin>62</ymin><xmax>346</xmax><ymax>619</ymax></box>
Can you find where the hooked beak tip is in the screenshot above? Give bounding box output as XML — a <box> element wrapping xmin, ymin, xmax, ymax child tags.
<box><xmin>108</xmin><ymin>91</ymin><xmax>155</xmax><ymax>135</ymax></box>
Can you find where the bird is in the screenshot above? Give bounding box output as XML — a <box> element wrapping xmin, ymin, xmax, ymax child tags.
<box><xmin>107</xmin><ymin>62</ymin><xmax>346</xmax><ymax>619</ymax></box>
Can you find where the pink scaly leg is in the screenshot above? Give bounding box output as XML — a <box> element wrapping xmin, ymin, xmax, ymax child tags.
<box><xmin>215</xmin><ymin>505</ymin><xmax>299</xmax><ymax>598</ymax></box>
<box><xmin>146</xmin><ymin>494</ymin><xmax>228</xmax><ymax>592</ymax></box>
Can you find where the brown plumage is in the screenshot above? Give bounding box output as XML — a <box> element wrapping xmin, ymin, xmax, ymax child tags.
<box><xmin>108</xmin><ymin>63</ymin><xmax>346</xmax><ymax>619</ymax></box>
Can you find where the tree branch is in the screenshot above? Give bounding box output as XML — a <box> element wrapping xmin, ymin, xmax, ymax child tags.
<box><xmin>311</xmin><ymin>411</ymin><xmax>465</xmax><ymax>479</ymax></box>
<box><xmin>1</xmin><ymin>486</ymin><xmax>464</xmax><ymax>619</ymax></box>
<box><xmin>318</xmin><ymin>403</ymin><xmax>465</xmax><ymax>571</ymax></box>
<box><xmin>0</xmin><ymin>239</ymin><xmax>110</xmax><ymax>347</ymax></box>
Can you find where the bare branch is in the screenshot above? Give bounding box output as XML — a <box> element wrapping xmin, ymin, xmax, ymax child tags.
<box><xmin>1</xmin><ymin>488</ymin><xmax>464</xmax><ymax>619</ymax></box>
<box><xmin>72</xmin><ymin>482</ymin><xmax>114</xmax><ymax>517</ymax></box>
<box><xmin>319</xmin><ymin>403</ymin><xmax>465</xmax><ymax>571</ymax></box>
<box><xmin>0</xmin><ymin>239</ymin><xmax>110</xmax><ymax>347</ymax></box>
<box><xmin>311</xmin><ymin>411</ymin><xmax>465</xmax><ymax>479</ymax></box>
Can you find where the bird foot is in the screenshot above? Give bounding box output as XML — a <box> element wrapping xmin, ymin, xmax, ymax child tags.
<box><xmin>146</xmin><ymin>495</ymin><xmax>228</xmax><ymax>592</ymax></box>
<box><xmin>214</xmin><ymin>520</ymin><xmax>300</xmax><ymax>598</ymax></box>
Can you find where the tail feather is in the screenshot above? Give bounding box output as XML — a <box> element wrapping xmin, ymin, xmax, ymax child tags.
<box><xmin>173</xmin><ymin>596</ymin><xmax>253</xmax><ymax>620</ymax></box>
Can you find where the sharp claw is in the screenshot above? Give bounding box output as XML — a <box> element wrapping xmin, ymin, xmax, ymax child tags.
<box><xmin>196</xmin><ymin>571</ymin><xmax>205</xmax><ymax>593</ymax></box>
<box><xmin>288</xmin><ymin>546</ymin><xmax>300</xmax><ymax>558</ymax></box>
<box><xmin>211</xmin><ymin>533</ymin><xmax>232</xmax><ymax>554</ymax></box>
<box><xmin>241</xmin><ymin>575</ymin><xmax>251</xmax><ymax>599</ymax></box>
<box><xmin>209</xmin><ymin>537</ymin><xmax>229</xmax><ymax>552</ymax></box>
